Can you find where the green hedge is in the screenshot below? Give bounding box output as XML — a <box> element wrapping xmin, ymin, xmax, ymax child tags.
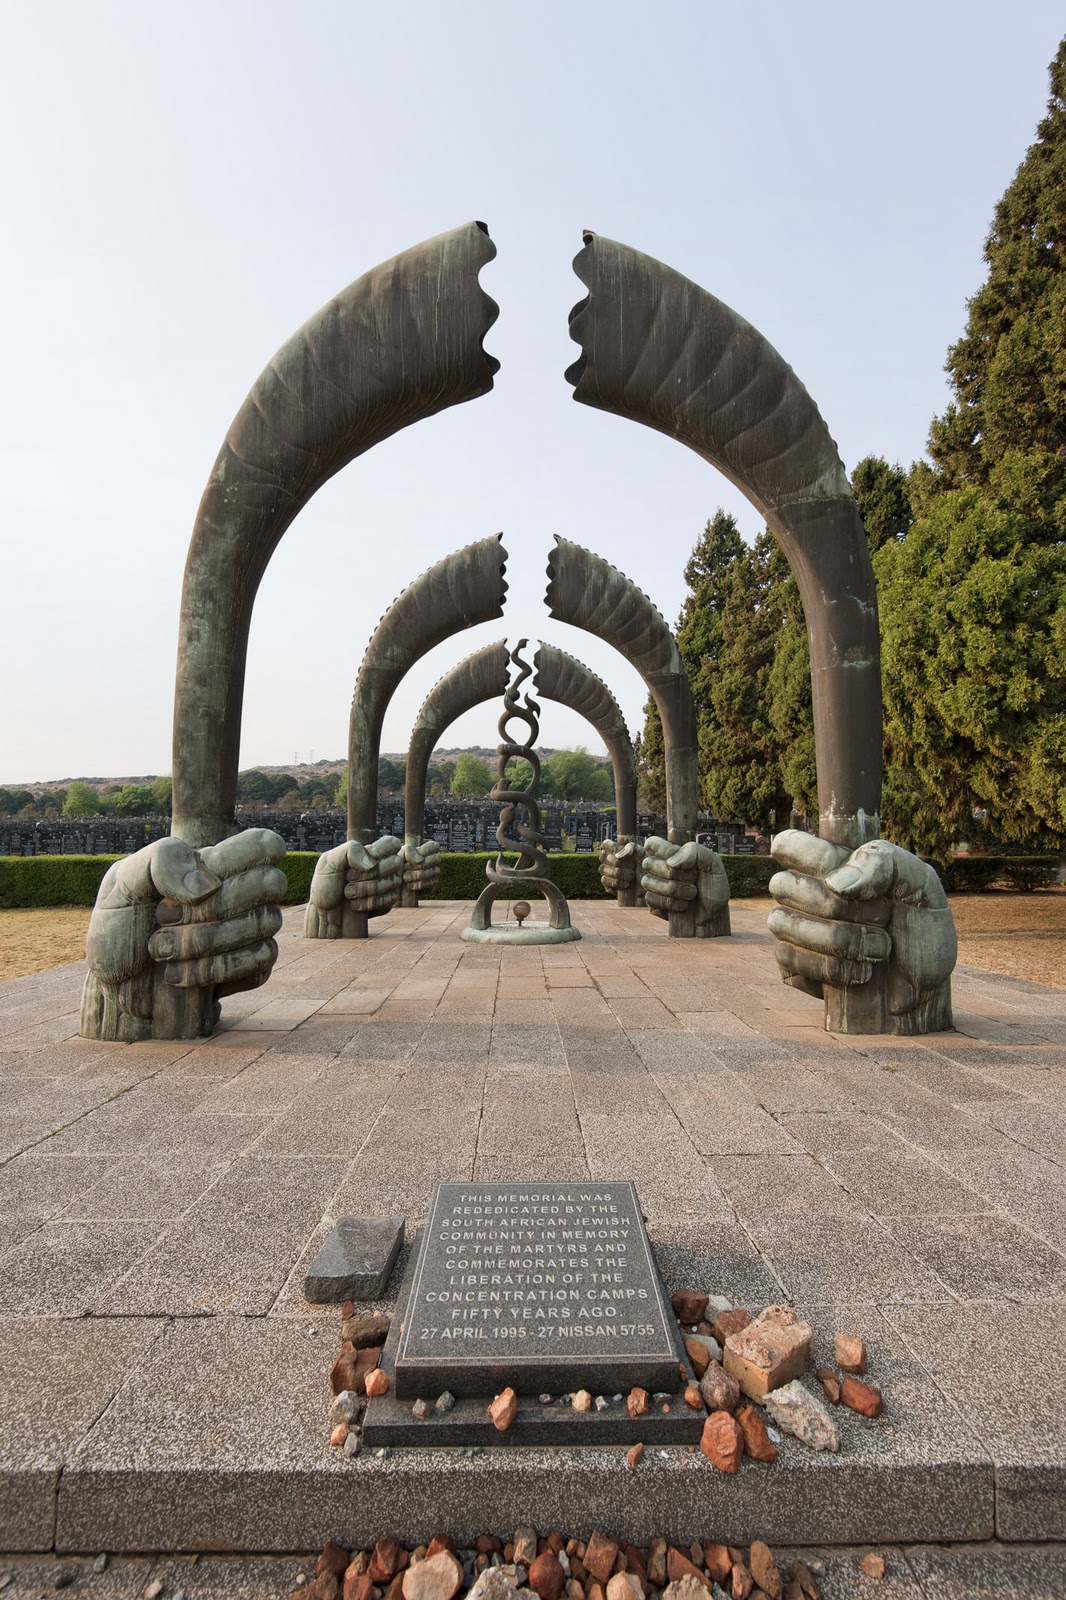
<box><xmin>941</xmin><ymin>854</ymin><xmax>1062</xmax><ymax>893</ymax></box>
<box><xmin>0</xmin><ymin>855</ymin><xmax>118</xmax><ymax>908</ymax></box>
<box><xmin>3</xmin><ymin>849</ymin><xmax>1057</xmax><ymax>911</ymax></box>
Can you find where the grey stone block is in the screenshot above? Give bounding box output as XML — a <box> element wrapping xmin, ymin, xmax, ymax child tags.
<box><xmin>304</xmin><ymin>1214</ymin><xmax>404</xmax><ymax>1302</ymax></box>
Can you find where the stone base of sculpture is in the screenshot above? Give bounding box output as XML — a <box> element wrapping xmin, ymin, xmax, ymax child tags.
<box><xmin>599</xmin><ymin>837</ymin><xmax>646</xmax><ymax>907</ymax></box>
<box><xmin>79</xmin><ymin>830</ymin><xmax>287</xmax><ymax>1042</ymax></box>
<box><xmin>641</xmin><ymin>836</ymin><xmax>731</xmax><ymax>938</ymax></box>
<box><xmin>767</xmin><ymin>831</ymin><xmax>957</xmax><ymax>1035</ymax></box>
<box><xmin>461</xmin><ymin>879</ymin><xmax>581</xmax><ymax>945</ymax></box>
<box><xmin>399</xmin><ymin>836</ymin><xmax>442</xmax><ymax>908</ymax></box>
<box><xmin>304</xmin><ymin>836</ymin><xmax>403</xmax><ymax>939</ymax></box>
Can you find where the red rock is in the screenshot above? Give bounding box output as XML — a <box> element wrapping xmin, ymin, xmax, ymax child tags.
<box><xmin>816</xmin><ymin>1368</ymin><xmax>841</xmax><ymax>1404</ymax></box>
<box><xmin>748</xmin><ymin>1542</ymin><xmax>782</xmax><ymax>1600</ymax></box>
<box><xmin>330</xmin><ymin>1351</ymin><xmax>359</xmax><ymax>1395</ymax></box>
<box><xmin>476</xmin><ymin>1537</ymin><xmax>502</xmax><ymax>1556</ymax></box>
<box><xmin>671</xmin><ymin>1290</ymin><xmax>709</xmax><ymax>1324</ymax></box>
<box><xmin>425</xmin><ymin>1537</ymin><xmax>455</xmax><ymax>1560</ymax></box>
<box><xmin>367</xmin><ymin>1539</ymin><xmax>406</xmax><ymax>1585</ymax></box>
<box><xmin>835</xmin><ymin>1335</ymin><xmax>867</xmax><ymax>1374</ymax></box>
<box><xmin>722</xmin><ymin>1305</ymin><xmax>813</xmax><ymax>1401</ymax></box>
<box><xmin>401</xmin><ymin>1551</ymin><xmax>463</xmax><ymax>1600</ymax></box>
<box><xmin>647</xmin><ymin>1541</ymin><xmax>668</xmax><ymax>1589</ymax></box>
<box><xmin>341</xmin><ymin>1300</ymin><xmax>355</xmax><ymax>1319</ymax></box>
<box><xmin>731</xmin><ymin>1562</ymin><xmax>753</xmax><ymax>1600</ymax></box>
<box><xmin>666</xmin><ymin>1549</ymin><xmax>710</xmax><ymax>1590</ymax></box>
<box><xmin>330</xmin><ymin>1423</ymin><xmax>349</xmax><ymax>1447</ymax></box>
<box><xmin>684</xmin><ymin>1339</ymin><xmax>713</xmax><ymax>1378</ymax></box>
<box><xmin>318</xmin><ymin>1546</ymin><xmax>351</xmax><ymax>1582</ymax></box>
<box><xmin>547</xmin><ymin>1535</ymin><xmax>565</xmax><ymax>1555</ymax></box>
<box><xmin>530</xmin><ymin>1553</ymin><xmax>566</xmax><ymax>1600</ymax></box>
<box><xmin>584</xmin><ymin>1531</ymin><xmax>621</xmax><ymax>1586</ymax></box>
<box><xmin>702</xmin><ymin>1546</ymin><xmax>732</xmax><ymax>1585</ymax></box>
<box><xmin>626</xmin><ymin>1442</ymin><xmax>644</xmax><ymax>1470</ymax></box>
<box><xmin>345</xmin><ymin>1554</ymin><xmax>369</xmax><ymax>1579</ymax></box>
<box><xmin>626</xmin><ymin>1547</ymin><xmax>647</xmax><ymax>1583</ymax></box>
<box><xmin>514</xmin><ymin>1530</ymin><xmax>538</xmax><ymax>1566</ymax></box>
<box><xmin>364</xmin><ymin>1366</ymin><xmax>389</xmax><ymax>1397</ymax></box>
<box><xmin>787</xmin><ymin>1559</ymin><xmax>820</xmax><ymax>1600</ymax></box>
<box><xmin>681</xmin><ymin>1385</ymin><xmax>702</xmax><ymax>1411</ymax></box>
<box><xmin>586</xmin><ymin>1584</ymin><xmax>606</xmax><ymax>1600</ymax></box>
<box><xmin>841</xmin><ymin>1376</ymin><xmax>883</xmax><ymax>1418</ymax></box>
<box><xmin>859</xmin><ymin>1553</ymin><xmax>886</xmax><ymax>1579</ymax></box>
<box><xmin>700</xmin><ymin>1410</ymin><xmax>744</xmax><ymax>1473</ymax></box>
<box><xmin>710</xmin><ymin>1308</ymin><xmax>751</xmax><ymax>1344</ymax></box>
<box><xmin>487</xmin><ymin>1387</ymin><xmax>517</xmax><ymax>1431</ymax></box>
<box><xmin>699</xmin><ymin>1361</ymin><xmax>740</xmax><ymax>1414</ymax></box>
<box><xmin>737</xmin><ymin>1404</ymin><xmax>778</xmax><ymax>1463</ymax></box>
<box><xmin>341</xmin><ymin>1311</ymin><xmax>392</xmax><ymax>1350</ymax></box>
<box><xmin>385</xmin><ymin>1577</ymin><xmax>406</xmax><ymax>1600</ymax></box>
<box><xmin>503</xmin><ymin>1545</ymin><xmax>515</xmax><ymax>1564</ymax></box>
<box><xmin>342</xmin><ymin>1576</ymin><xmax>372</xmax><ymax>1600</ymax></box>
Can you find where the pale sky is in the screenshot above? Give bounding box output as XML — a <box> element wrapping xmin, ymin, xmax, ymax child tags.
<box><xmin>1</xmin><ymin>1</ymin><xmax>1062</xmax><ymax>783</ymax></box>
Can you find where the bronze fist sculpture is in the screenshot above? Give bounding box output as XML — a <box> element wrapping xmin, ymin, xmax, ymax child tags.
<box><xmin>80</xmin><ymin>830</ymin><xmax>287</xmax><ymax>1042</ymax></box>
<box><xmin>598</xmin><ymin>837</ymin><xmax>645</xmax><ymax>906</ymax></box>
<box><xmin>402</xmin><ymin>837</ymin><xmax>442</xmax><ymax>901</ymax></box>
<box><xmin>768</xmin><ymin>831</ymin><xmax>957</xmax><ymax>1034</ymax></box>
<box><xmin>303</xmin><ymin>836</ymin><xmax>404</xmax><ymax>939</ymax></box>
<box><xmin>640</xmin><ymin>836</ymin><xmax>731</xmax><ymax>937</ymax></box>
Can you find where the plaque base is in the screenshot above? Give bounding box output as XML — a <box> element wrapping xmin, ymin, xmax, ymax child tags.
<box><xmin>362</xmin><ymin>1245</ymin><xmax>704</xmax><ymax>1449</ymax></box>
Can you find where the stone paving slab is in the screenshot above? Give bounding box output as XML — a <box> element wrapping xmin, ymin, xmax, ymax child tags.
<box><xmin>0</xmin><ymin>899</ymin><xmax>1064</xmax><ymax>1552</ymax></box>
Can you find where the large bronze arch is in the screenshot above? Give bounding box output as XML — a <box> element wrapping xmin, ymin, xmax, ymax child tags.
<box><xmin>545</xmin><ymin>536</ymin><xmax>698</xmax><ymax>846</ymax></box>
<box><xmin>171</xmin><ymin>221</ymin><xmax>498</xmax><ymax>848</ymax></box>
<box><xmin>566</xmin><ymin>232</ymin><xmax>881</xmax><ymax>849</ymax></box>
<box><xmin>347</xmin><ymin>536</ymin><xmax>508</xmax><ymax>844</ymax></box>
<box><xmin>399</xmin><ymin>638</ymin><xmax>638</xmax><ymax>907</ymax></box>
<box><xmin>533</xmin><ymin>642</ymin><xmax>637</xmax><ymax>841</ymax></box>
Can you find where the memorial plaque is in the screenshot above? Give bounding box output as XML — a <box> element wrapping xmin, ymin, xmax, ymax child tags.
<box><xmin>392</xmin><ymin>1181</ymin><xmax>680</xmax><ymax>1399</ymax></box>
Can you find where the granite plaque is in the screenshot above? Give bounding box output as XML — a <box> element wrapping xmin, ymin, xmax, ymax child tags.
<box><xmin>392</xmin><ymin>1181</ymin><xmax>680</xmax><ymax>1399</ymax></box>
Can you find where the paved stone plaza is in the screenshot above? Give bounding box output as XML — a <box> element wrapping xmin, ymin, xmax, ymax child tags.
<box><xmin>2</xmin><ymin>900</ymin><xmax>1065</xmax><ymax>1578</ymax></box>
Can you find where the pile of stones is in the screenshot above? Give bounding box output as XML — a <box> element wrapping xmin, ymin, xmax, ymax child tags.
<box><xmin>668</xmin><ymin>1291</ymin><xmax>885</xmax><ymax>1472</ymax></box>
<box><xmin>292</xmin><ymin>1529</ymin><xmax>832</xmax><ymax>1600</ymax></box>
<box><xmin>326</xmin><ymin>1292</ymin><xmax>885</xmax><ymax>1468</ymax></box>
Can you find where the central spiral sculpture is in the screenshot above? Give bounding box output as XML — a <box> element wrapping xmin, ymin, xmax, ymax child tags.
<box><xmin>461</xmin><ymin>640</ymin><xmax>580</xmax><ymax>945</ymax></box>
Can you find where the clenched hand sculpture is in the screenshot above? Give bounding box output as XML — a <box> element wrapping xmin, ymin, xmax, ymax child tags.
<box><xmin>768</xmin><ymin>832</ymin><xmax>957</xmax><ymax>1034</ymax></box>
<box><xmin>80</xmin><ymin>830</ymin><xmax>287</xmax><ymax>1043</ymax></box>
<box><xmin>402</xmin><ymin>838</ymin><xmax>443</xmax><ymax>900</ymax></box>
<box><xmin>303</xmin><ymin>837</ymin><xmax>405</xmax><ymax>940</ymax></box>
<box><xmin>598</xmin><ymin>838</ymin><xmax>646</xmax><ymax>906</ymax></box>
<box><xmin>641</xmin><ymin>836</ymin><xmax>731</xmax><ymax>938</ymax></box>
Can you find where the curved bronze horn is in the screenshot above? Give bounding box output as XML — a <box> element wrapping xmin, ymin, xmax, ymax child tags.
<box><xmin>566</xmin><ymin>232</ymin><xmax>880</xmax><ymax>849</ymax></box>
<box><xmin>545</xmin><ymin>536</ymin><xmax>698</xmax><ymax>844</ymax></box>
<box><xmin>533</xmin><ymin>641</ymin><xmax>637</xmax><ymax>840</ymax></box>
<box><xmin>348</xmin><ymin>535</ymin><xmax>508</xmax><ymax>841</ymax></box>
<box><xmin>172</xmin><ymin>221</ymin><xmax>499</xmax><ymax>847</ymax></box>
<box><xmin>403</xmin><ymin>640</ymin><xmax>511</xmax><ymax>849</ymax></box>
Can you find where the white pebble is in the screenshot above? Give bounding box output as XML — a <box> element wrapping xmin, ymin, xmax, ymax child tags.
<box><xmin>594</xmin><ymin>1395</ymin><xmax>609</xmax><ymax>1411</ymax></box>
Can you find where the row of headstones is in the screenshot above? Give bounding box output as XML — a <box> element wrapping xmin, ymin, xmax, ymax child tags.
<box><xmin>0</xmin><ymin>807</ymin><xmax>756</xmax><ymax>859</ymax></box>
<box><xmin>0</xmin><ymin>819</ymin><xmax>171</xmax><ymax>857</ymax></box>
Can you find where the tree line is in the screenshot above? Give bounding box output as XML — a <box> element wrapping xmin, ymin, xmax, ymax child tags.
<box><xmin>638</xmin><ymin>39</ymin><xmax>1066</xmax><ymax>864</ymax></box>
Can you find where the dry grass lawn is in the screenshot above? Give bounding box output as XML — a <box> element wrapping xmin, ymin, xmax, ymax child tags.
<box><xmin>0</xmin><ymin>909</ymin><xmax>91</xmax><ymax>982</ymax></box>
<box><xmin>1</xmin><ymin>892</ymin><xmax>1064</xmax><ymax>990</ymax></box>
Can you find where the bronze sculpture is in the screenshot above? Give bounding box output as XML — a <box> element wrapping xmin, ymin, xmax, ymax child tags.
<box><xmin>565</xmin><ymin>232</ymin><xmax>954</xmax><ymax>1023</ymax></box>
<box><xmin>304</xmin><ymin>535</ymin><xmax>509</xmax><ymax>939</ymax></box>
<box><xmin>400</xmin><ymin>638</ymin><xmax>641</xmax><ymax>907</ymax></box>
<box><xmin>545</xmin><ymin>535</ymin><xmax>729</xmax><ymax>936</ymax></box>
<box><xmin>462</xmin><ymin>642</ymin><xmax>579</xmax><ymax>945</ymax></box>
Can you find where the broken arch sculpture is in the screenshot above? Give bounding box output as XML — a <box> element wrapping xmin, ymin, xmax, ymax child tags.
<box><xmin>566</xmin><ymin>232</ymin><xmax>953</xmax><ymax>1019</ymax></box>
<box><xmin>79</xmin><ymin>832</ymin><xmax>287</xmax><ymax>1042</ymax></box>
<box><xmin>171</xmin><ymin>221</ymin><xmax>498</xmax><ymax>850</ymax></box>
<box><xmin>400</xmin><ymin>637</ymin><xmax>641</xmax><ymax>907</ymax></box>
<box><xmin>533</xmin><ymin>642</ymin><xmax>641</xmax><ymax>908</ymax></box>
<box><xmin>546</xmin><ymin>536</ymin><xmax>728</xmax><ymax>936</ymax></box>
<box><xmin>84</xmin><ymin>224</ymin><xmax>497</xmax><ymax>1038</ymax></box>
<box><xmin>768</xmin><ymin>832</ymin><xmax>956</xmax><ymax>1035</ymax></box>
<box><xmin>462</xmin><ymin>642</ymin><xmax>579</xmax><ymax>944</ymax></box>
<box><xmin>305</xmin><ymin>534</ymin><xmax>509</xmax><ymax>939</ymax></box>
<box><xmin>401</xmin><ymin>640</ymin><xmax>511</xmax><ymax>906</ymax></box>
